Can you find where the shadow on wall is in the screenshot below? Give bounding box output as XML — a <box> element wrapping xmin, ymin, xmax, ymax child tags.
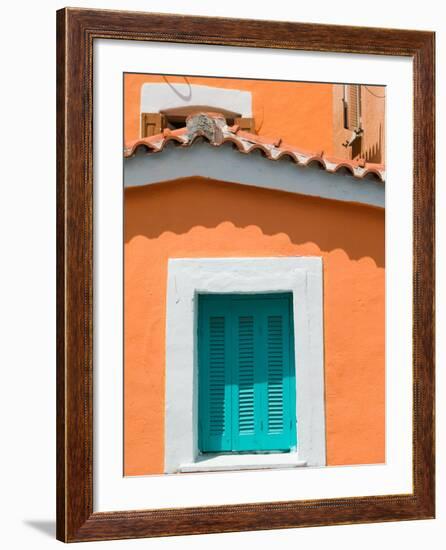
<box><xmin>364</xmin><ymin>123</ymin><xmax>384</xmax><ymax>164</ymax></box>
<box><xmin>124</xmin><ymin>176</ymin><xmax>385</xmax><ymax>268</ymax></box>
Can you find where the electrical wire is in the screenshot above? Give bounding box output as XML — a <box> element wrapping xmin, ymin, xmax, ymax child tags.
<box><xmin>364</xmin><ymin>86</ymin><xmax>386</xmax><ymax>99</ymax></box>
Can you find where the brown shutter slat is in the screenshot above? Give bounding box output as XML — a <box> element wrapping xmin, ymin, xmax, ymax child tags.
<box><xmin>347</xmin><ymin>85</ymin><xmax>360</xmax><ymax>130</ymax></box>
<box><xmin>141</xmin><ymin>113</ymin><xmax>166</xmax><ymax>137</ymax></box>
<box><xmin>235</xmin><ymin>117</ymin><xmax>255</xmax><ymax>133</ymax></box>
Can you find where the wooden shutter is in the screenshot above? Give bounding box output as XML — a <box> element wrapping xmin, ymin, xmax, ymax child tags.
<box><xmin>347</xmin><ymin>85</ymin><xmax>361</xmax><ymax>131</ymax></box>
<box><xmin>140</xmin><ymin>113</ymin><xmax>166</xmax><ymax>137</ymax></box>
<box><xmin>198</xmin><ymin>300</ymin><xmax>232</xmax><ymax>452</ymax></box>
<box><xmin>231</xmin><ymin>304</ymin><xmax>262</xmax><ymax>451</ymax></box>
<box><xmin>261</xmin><ymin>299</ymin><xmax>297</xmax><ymax>450</ymax></box>
<box><xmin>234</xmin><ymin>117</ymin><xmax>256</xmax><ymax>133</ymax></box>
<box><xmin>199</xmin><ymin>294</ymin><xmax>296</xmax><ymax>453</ymax></box>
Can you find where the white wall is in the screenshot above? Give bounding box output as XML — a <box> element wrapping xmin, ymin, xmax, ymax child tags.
<box><xmin>0</xmin><ymin>1</ymin><xmax>443</xmax><ymax>549</ymax></box>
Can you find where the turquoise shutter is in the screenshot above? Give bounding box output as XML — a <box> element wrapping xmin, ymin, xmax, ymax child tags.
<box><xmin>260</xmin><ymin>298</ymin><xmax>297</xmax><ymax>450</ymax></box>
<box><xmin>199</xmin><ymin>294</ymin><xmax>296</xmax><ymax>453</ymax></box>
<box><xmin>231</xmin><ymin>303</ymin><xmax>263</xmax><ymax>451</ymax></box>
<box><xmin>198</xmin><ymin>299</ymin><xmax>232</xmax><ymax>452</ymax></box>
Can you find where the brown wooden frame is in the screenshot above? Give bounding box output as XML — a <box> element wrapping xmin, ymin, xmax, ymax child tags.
<box><xmin>56</xmin><ymin>7</ymin><xmax>435</xmax><ymax>542</ymax></box>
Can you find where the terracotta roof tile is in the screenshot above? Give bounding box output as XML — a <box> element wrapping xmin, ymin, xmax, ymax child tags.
<box><xmin>124</xmin><ymin>112</ymin><xmax>385</xmax><ymax>183</ymax></box>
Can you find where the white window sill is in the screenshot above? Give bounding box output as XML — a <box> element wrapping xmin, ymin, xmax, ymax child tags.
<box><xmin>179</xmin><ymin>453</ymin><xmax>307</xmax><ymax>473</ymax></box>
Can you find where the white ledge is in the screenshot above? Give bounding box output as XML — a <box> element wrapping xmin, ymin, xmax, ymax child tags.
<box><xmin>124</xmin><ymin>142</ymin><xmax>385</xmax><ymax>208</ymax></box>
<box><xmin>140</xmin><ymin>83</ymin><xmax>253</xmax><ymax>118</ymax></box>
<box><xmin>179</xmin><ymin>453</ymin><xmax>307</xmax><ymax>473</ymax></box>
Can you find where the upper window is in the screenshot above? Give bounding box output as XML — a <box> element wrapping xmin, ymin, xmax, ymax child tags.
<box><xmin>198</xmin><ymin>293</ymin><xmax>297</xmax><ymax>454</ymax></box>
<box><xmin>141</xmin><ymin>109</ymin><xmax>255</xmax><ymax>136</ymax></box>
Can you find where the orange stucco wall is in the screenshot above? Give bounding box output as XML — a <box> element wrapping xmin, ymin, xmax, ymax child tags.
<box><xmin>124</xmin><ymin>74</ymin><xmax>334</xmax><ymax>155</ymax></box>
<box><xmin>124</xmin><ymin>176</ymin><xmax>385</xmax><ymax>476</ymax></box>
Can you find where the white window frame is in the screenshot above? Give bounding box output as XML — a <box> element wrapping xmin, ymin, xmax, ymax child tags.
<box><xmin>164</xmin><ymin>257</ymin><xmax>326</xmax><ymax>473</ymax></box>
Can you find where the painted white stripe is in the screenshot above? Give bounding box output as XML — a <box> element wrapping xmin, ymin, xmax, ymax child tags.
<box><xmin>179</xmin><ymin>454</ymin><xmax>307</xmax><ymax>473</ymax></box>
<box><xmin>124</xmin><ymin>142</ymin><xmax>385</xmax><ymax>208</ymax></box>
<box><xmin>141</xmin><ymin>83</ymin><xmax>252</xmax><ymax>117</ymax></box>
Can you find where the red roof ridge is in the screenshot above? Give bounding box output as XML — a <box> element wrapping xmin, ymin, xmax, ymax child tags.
<box><xmin>124</xmin><ymin>112</ymin><xmax>385</xmax><ymax>182</ymax></box>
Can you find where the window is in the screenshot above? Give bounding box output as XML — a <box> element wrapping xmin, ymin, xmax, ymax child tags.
<box><xmin>198</xmin><ymin>293</ymin><xmax>297</xmax><ymax>454</ymax></box>
<box><xmin>139</xmin><ymin>82</ymin><xmax>254</xmax><ymax>136</ymax></box>
<box><xmin>141</xmin><ymin>109</ymin><xmax>255</xmax><ymax>136</ymax></box>
<box><xmin>341</xmin><ymin>84</ymin><xmax>363</xmax><ymax>158</ymax></box>
<box><xmin>164</xmin><ymin>257</ymin><xmax>326</xmax><ymax>473</ymax></box>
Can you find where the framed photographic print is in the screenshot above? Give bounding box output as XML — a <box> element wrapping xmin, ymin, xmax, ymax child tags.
<box><xmin>56</xmin><ymin>8</ymin><xmax>435</xmax><ymax>542</ymax></box>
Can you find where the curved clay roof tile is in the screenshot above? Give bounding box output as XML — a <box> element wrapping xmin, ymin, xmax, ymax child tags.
<box><xmin>124</xmin><ymin>112</ymin><xmax>385</xmax><ymax>183</ymax></box>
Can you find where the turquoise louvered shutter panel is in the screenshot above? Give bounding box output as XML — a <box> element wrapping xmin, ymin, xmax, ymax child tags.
<box><xmin>199</xmin><ymin>294</ymin><xmax>296</xmax><ymax>453</ymax></box>
<box><xmin>231</xmin><ymin>302</ymin><xmax>262</xmax><ymax>451</ymax></box>
<box><xmin>198</xmin><ymin>299</ymin><xmax>232</xmax><ymax>452</ymax></box>
<box><xmin>260</xmin><ymin>298</ymin><xmax>297</xmax><ymax>450</ymax></box>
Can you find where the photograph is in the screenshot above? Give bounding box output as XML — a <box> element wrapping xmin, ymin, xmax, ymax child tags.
<box><xmin>123</xmin><ymin>74</ymin><xmax>386</xmax><ymax>476</ymax></box>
